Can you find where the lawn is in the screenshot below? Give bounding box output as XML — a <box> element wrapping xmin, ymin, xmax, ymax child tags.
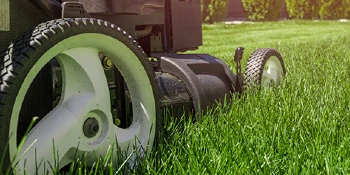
<box><xmin>135</xmin><ymin>20</ymin><xmax>350</xmax><ymax>174</ymax></box>
<box><xmin>36</xmin><ymin>20</ymin><xmax>350</xmax><ymax>175</ymax></box>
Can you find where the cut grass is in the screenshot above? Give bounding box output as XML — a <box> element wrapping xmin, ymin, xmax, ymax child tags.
<box><xmin>144</xmin><ymin>20</ymin><xmax>350</xmax><ymax>174</ymax></box>
<box><xmin>7</xmin><ymin>20</ymin><xmax>350</xmax><ymax>174</ymax></box>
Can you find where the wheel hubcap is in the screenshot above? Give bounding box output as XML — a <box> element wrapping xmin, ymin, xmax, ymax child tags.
<box><xmin>262</xmin><ymin>56</ymin><xmax>284</xmax><ymax>87</ymax></box>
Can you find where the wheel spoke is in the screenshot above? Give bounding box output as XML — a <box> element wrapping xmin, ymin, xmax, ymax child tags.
<box><xmin>16</xmin><ymin>100</ymin><xmax>90</xmax><ymax>174</ymax></box>
<box><xmin>114</xmin><ymin>125</ymin><xmax>140</xmax><ymax>147</ymax></box>
<box><xmin>56</xmin><ymin>47</ymin><xmax>117</xmax><ymax>163</ymax></box>
<box><xmin>113</xmin><ymin>101</ymin><xmax>153</xmax><ymax>152</ymax></box>
<box><xmin>56</xmin><ymin>47</ymin><xmax>111</xmax><ymax>112</ymax></box>
<box><xmin>15</xmin><ymin>47</ymin><xmax>115</xmax><ymax>173</ymax></box>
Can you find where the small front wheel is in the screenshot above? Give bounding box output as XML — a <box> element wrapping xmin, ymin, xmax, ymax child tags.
<box><xmin>243</xmin><ymin>48</ymin><xmax>286</xmax><ymax>89</ymax></box>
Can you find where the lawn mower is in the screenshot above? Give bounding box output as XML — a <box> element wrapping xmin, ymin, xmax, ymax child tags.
<box><xmin>0</xmin><ymin>0</ymin><xmax>286</xmax><ymax>174</ymax></box>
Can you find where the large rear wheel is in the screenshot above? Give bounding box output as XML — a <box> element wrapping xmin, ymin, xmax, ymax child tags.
<box><xmin>0</xmin><ymin>18</ymin><xmax>159</xmax><ymax>174</ymax></box>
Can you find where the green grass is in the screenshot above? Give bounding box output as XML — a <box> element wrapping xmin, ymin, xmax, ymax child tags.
<box><xmin>10</xmin><ymin>20</ymin><xmax>350</xmax><ymax>174</ymax></box>
<box><xmin>140</xmin><ymin>20</ymin><xmax>350</xmax><ymax>174</ymax></box>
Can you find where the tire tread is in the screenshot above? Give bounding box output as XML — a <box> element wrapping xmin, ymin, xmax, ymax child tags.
<box><xmin>243</xmin><ymin>48</ymin><xmax>286</xmax><ymax>89</ymax></box>
<box><xmin>0</xmin><ymin>18</ymin><xmax>156</xmax><ymax>172</ymax></box>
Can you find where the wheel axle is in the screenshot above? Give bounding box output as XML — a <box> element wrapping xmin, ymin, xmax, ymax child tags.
<box><xmin>83</xmin><ymin>117</ymin><xmax>99</xmax><ymax>138</ymax></box>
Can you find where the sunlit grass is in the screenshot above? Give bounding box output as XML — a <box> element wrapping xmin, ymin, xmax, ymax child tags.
<box><xmin>5</xmin><ymin>20</ymin><xmax>350</xmax><ymax>174</ymax></box>
<box><xmin>149</xmin><ymin>20</ymin><xmax>350</xmax><ymax>174</ymax></box>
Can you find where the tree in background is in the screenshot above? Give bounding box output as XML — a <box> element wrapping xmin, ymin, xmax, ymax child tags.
<box><xmin>205</xmin><ymin>0</ymin><xmax>350</xmax><ymax>22</ymax></box>
<box><xmin>202</xmin><ymin>0</ymin><xmax>230</xmax><ymax>23</ymax></box>
<box><xmin>285</xmin><ymin>0</ymin><xmax>321</xmax><ymax>19</ymax></box>
<box><xmin>241</xmin><ymin>0</ymin><xmax>284</xmax><ymax>21</ymax></box>
<box><xmin>319</xmin><ymin>0</ymin><xmax>350</xmax><ymax>20</ymax></box>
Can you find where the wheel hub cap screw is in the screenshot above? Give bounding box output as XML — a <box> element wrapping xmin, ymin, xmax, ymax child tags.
<box><xmin>114</xmin><ymin>118</ymin><xmax>121</xmax><ymax>126</ymax></box>
<box><xmin>102</xmin><ymin>57</ymin><xmax>113</xmax><ymax>69</ymax></box>
<box><xmin>83</xmin><ymin>118</ymin><xmax>100</xmax><ymax>138</ymax></box>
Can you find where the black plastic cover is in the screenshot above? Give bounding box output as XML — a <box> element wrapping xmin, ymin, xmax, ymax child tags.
<box><xmin>156</xmin><ymin>73</ymin><xmax>192</xmax><ymax>119</ymax></box>
<box><xmin>78</xmin><ymin>0</ymin><xmax>164</xmax><ymax>14</ymax></box>
<box><xmin>152</xmin><ymin>53</ymin><xmax>236</xmax><ymax>119</ymax></box>
<box><xmin>164</xmin><ymin>0</ymin><xmax>202</xmax><ymax>51</ymax></box>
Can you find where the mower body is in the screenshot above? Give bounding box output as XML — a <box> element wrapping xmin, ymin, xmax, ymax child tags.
<box><xmin>0</xmin><ymin>0</ymin><xmax>237</xmax><ymax>118</ymax></box>
<box><xmin>0</xmin><ymin>2</ymin><xmax>288</xmax><ymax>173</ymax></box>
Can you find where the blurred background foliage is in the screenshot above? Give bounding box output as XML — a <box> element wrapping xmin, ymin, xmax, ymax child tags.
<box><xmin>202</xmin><ymin>0</ymin><xmax>350</xmax><ymax>23</ymax></box>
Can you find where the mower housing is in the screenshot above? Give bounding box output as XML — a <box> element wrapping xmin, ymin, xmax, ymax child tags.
<box><xmin>0</xmin><ymin>0</ymin><xmax>238</xmax><ymax>119</ymax></box>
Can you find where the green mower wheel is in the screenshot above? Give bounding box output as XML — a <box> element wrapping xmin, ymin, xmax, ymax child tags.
<box><xmin>0</xmin><ymin>18</ymin><xmax>159</xmax><ymax>174</ymax></box>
